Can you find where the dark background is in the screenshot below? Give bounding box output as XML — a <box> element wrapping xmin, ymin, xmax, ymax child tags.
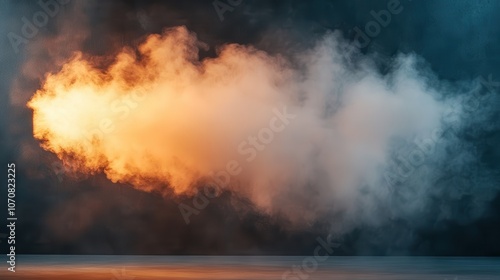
<box><xmin>0</xmin><ymin>0</ymin><xmax>499</xmax><ymax>255</ymax></box>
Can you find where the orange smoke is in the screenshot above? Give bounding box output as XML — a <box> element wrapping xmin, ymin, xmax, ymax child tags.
<box><xmin>28</xmin><ymin>26</ymin><xmax>292</xmax><ymax>195</ymax></box>
<box><xmin>28</xmin><ymin>26</ymin><xmax>452</xmax><ymax>227</ymax></box>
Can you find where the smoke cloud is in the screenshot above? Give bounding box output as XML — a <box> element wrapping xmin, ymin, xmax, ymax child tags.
<box><xmin>26</xmin><ymin>24</ymin><xmax>498</xmax><ymax>234</ymax></box>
